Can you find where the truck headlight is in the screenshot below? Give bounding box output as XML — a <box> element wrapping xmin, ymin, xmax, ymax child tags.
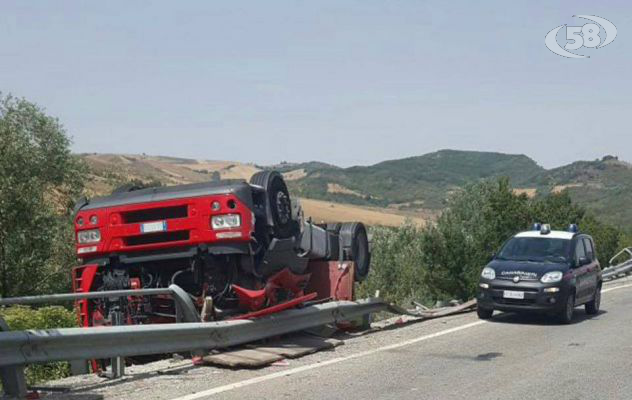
<box><xmin>77</xmin><ymin>229</ymin><xmax>101</xmax><ymax>244</ymax></box>
<box><xmin>211</xmin><ymin>214</ymin><xmax>241</xmax><ymax>230</ymax></box>
<box><xmin>541</xmin><ymin>271</ymin><xmax>563</xmax><ymax>283</ymax></box>
<box><xmin>481</xmin><ymin>267</ymin><xmax>496</xmax><ymax>280</ymax></box>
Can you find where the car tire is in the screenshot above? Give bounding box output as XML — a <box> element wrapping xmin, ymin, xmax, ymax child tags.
<box><xmin>585</xmin><ymin>286</ymin><xmax>601</xmax><ymax>315</ymax></box>
<box><xmin>250</xmin><ymin>171</ymin><xmax>296</xmax><ymax>238</ymax></box>
<box><xmin>476</xmin><ymin>306</ymin><xmax>493</xmax><ymax>320</ymax></box>
<box><xmin>558</xmin><ymin>293</ymin><xmax>575</xmax><ymax>324</ymax></box>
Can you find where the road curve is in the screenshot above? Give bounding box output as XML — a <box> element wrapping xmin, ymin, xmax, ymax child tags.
<box><xmin>40</xmin><ymin>278</ymin><xmax>632</xmax><ymax>400</ymax></box>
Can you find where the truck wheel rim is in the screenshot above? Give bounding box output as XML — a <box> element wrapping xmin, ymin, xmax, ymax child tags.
<box><xmin>275</xmin><ymin>191</ymin><xmax>291</xmax><ymax>225</ymax></box>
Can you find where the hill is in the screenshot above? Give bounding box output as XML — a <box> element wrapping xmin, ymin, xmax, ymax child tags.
<box><xmin>283</xmin><ymin>150</ymin><xmax>544</xmax><ymax>209</ymax></box>
<box><xmin>533</xmin><ymin>156</ymin><xmax>632</xmax><ymax>230</ymax></box>
<box><xmin>79</xmin><ymin>151</ymin><xmax>632</xmax><ymax>230</ymax></box>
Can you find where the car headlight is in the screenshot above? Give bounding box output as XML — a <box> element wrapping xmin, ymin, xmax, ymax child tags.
<box><xmin>211</xmin><ymin>214</ymin><xmax>241</xmax><ymax>230</ymax></box>
<box><xmin>77</xmin><ymin>229</ymin><xmax>101</xmax><ymax>244</ymax></box>
<box><xmin>481</xmin><ymin>267</ymin><xmax>496</xmax><ymax>280</ymax></box>
<box><xmin>541</xmin><ymin>271</ymin><xmax>563</xmax><ymax>283</ymax></box>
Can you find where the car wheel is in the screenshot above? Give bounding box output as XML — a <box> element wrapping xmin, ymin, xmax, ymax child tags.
<box><xmin>585</xmin><ymin>286</ymin><xmax>601</xmax><ymax>315</ymax></box>
<box><xmin>477</xmin><ymin>306</ymin><xmax>493</xmax><ymax>320</ymax></box>
<box><xmin>558</xmin><ymin>293</ymin><xmax>575</xmax><ymax>324</ymax></box>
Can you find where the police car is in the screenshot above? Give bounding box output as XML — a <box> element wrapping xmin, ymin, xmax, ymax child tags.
<box><xmin>477</xmin><ymin>223</ymin><xmax>602</xmax><ymax>323</ymax></box>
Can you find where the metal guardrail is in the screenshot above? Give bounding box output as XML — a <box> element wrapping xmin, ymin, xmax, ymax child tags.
<box><xmin>0</xmin><ymin>298</ymin><xmax>386</xmax><ymax>398</ymax></box>
<box><xmin>0</xmin><ymin>284</ymin><xmax>202</xmax><ymax>397</ymax></box>
<box><xmin>603</xmin><ymin>247</ymin><xmax>632</xmax><ymax>280</ymax></box>
<box><xmin>603</xmin><ymin>260</ymin><xmax>632</xmax><ymax>280</ymax></box>
<box><xmin>0</xmin><ymin>284</ymin><xmax>200</xmax><ymax>324</ymax></box>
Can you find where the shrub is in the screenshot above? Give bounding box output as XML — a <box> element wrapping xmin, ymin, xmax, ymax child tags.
<box><xmin>0</xmin><ymin>305</ymin><xmax>77</xmax><ymax>384</ymax></box>
<box><xmin>356</xmin><ymin>224</ymin><xmax>427</xmax><ymax>305</ymax></box>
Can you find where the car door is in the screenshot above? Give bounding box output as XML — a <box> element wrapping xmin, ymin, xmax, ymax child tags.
<box><xmin>582</xmin><ymin>237</ymin><xmax>599</xmax><ymax>297</ymax></box>
<box><xmin>572</xmin><ymin>237</ymin><xmax>590</xmax><ymax>303</ymax></box>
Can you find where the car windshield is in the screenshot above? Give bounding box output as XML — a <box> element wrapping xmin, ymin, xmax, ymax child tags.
<box><xmin>496</xmin><ymin>237</ymin><xmax>571</xmax><ymax>263</ymax></box>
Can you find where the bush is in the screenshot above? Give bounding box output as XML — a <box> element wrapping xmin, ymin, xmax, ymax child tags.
<box><xmin>356</xmin><ymin>224</ymin><xmax>427</xmax><ymax>305</ymax></box>
<box><xmin>358</xmin><ymin>178</ymin><xmax>628</xmax><ymax>307</ymax></box>
<box><xmin>0</xmin><ymin>306</ymin><xmax>77</xmax><ymax>384</ymax></box>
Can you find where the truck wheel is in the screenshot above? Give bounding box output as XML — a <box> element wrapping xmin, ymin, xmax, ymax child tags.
<box><xmin>585</xmin><ymin>286</ymin><xmax>601</xmax><ymax>315</ymax></box>
<box><xmin>477</xmin><ymin>306</ymin><xmax>493</xmax><ymax>320</ymax></box>
<box><xmin>250</xmin><ymin>171</ymin><xmax>296</xmax><ymax>238</ymax></box>
<box><xmin>339</xmin><ymin>222</ymin><xmax>370</xmax><ymax>282</ymax></box>
<box><xmin>558</xmin><ymin>293</ymin><xmax>575</xmax><ymax>324</ymax></box>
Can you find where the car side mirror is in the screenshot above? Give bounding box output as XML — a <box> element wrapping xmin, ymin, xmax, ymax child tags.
<box><xmin>578</xmin><ymin>256</ymin><xmax>590</xmax><ymax>266</ymax></box>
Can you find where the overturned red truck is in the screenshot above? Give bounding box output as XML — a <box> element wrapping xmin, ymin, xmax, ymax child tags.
<box><xmin>72</xmin><ymin>171</ymin><xmax>370</xmax><ymax>327</ymax></box>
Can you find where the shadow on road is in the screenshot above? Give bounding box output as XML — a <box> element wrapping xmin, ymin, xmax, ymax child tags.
<box><xmin>489</xmin><ymin>308</ymin><xmax>607</xmax><ymax>326</ymax></box>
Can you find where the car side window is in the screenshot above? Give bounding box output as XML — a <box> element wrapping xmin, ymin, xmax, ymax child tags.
<box><xmin>583</xmin><ymin>238</ymin><xmax>595</xmax><ymax>261</ymax></box>
<box><xmin>575</xmin><ymin>239</ymin><xmax>587</xmax><ymax>263</ymax></box>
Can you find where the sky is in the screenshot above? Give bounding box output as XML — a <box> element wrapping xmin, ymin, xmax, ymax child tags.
<box><xmin>0</xmin><ymin>1</ymin><xmax>630</xmax><ymax>169</ymax></box>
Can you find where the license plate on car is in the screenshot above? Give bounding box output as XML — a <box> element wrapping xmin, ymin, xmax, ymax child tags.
<box><xmin>503</xmin><ymin>290</ymin><xmax>525</xmax><ymax>300</ymax></box>
<box><xmin>141</xmin><ymin>221</ymin><xmax>167</xmax><ymax>234</ymax></box>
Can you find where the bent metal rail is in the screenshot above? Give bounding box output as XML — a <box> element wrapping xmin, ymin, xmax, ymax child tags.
<box><xmin>0</xmin><ymin>298</ymin><xmax>386</xmax><ymax>398</ymax></box>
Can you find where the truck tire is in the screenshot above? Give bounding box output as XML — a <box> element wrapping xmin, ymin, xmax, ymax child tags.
<box><xmin>339</xmin><ymin>222</ymin><xmax>370</xmax><ymax>282</ymax></box>
<box><xmin>250</xmin><ymin>171</ymin><xmax>296</xmax><ymax>238</ymax></box>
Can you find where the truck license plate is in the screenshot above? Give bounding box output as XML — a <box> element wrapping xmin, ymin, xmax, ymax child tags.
<box><xmin>141</xmin><ymin>221</ymin><xmax>167</xmax><ymax>234</ymax></box>
<box><xmin>503</xmin><ymin>290</ymin><xmax>524</xmax><ymax>299</ymax></box>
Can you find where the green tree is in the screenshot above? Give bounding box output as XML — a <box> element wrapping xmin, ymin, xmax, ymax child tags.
<box><xmin>421</xmin><ymin>178</ymin><xmax>532</xmax><ymax>300</ymax></box>
<box><xmin>0</xmin><ymin>94</ymin><xmax>84</xmax><ymax>297</ymax></box>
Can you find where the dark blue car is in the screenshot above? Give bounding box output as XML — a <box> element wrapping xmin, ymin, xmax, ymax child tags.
<box><xmin>477</xmin><ymin>224</ymin><xmax>602</xmax><ymax>323</ymax></box>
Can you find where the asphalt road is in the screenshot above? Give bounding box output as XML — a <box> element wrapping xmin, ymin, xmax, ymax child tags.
<box><xmin>39</xmin><ymin>278</ymin><xmax>632</xmax><ymax>400</ymax></box>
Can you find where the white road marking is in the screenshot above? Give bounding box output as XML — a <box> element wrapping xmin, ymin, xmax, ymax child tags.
<box><xmin>172</xmin><ymin>281</ymin><xmax>632</xmax><ymax>400</ymax></box>
<box><xmin>171</xmin><ymin>321</ymin><xmax>486</xmax><ymax>400</ymax></box>
<box><xmin>602</xmin><ymin>282</ymin><xmax>632</xmax><ymax>293</ymax></box>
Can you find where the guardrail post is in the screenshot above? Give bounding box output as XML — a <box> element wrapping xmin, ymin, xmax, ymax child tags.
<box><xmin>0</xmin><ymin>316</ymin><xmax>27</xmax><ymax>399</ymax></box>
<box><xmin>108</xmin><ymin>308</ymin><xmax>125</xmax><ymax>379</ymax></box>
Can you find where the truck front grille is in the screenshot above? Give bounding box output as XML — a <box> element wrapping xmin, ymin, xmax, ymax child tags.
<box><xmin>124</xmin><ymin>231</ymin><xmax>190</xmax><ymax>246</ymax></box>
<box><xmin>122</xmin><ymin>205</ymin><xmax>188</xmax><ymax>224</ymax></box>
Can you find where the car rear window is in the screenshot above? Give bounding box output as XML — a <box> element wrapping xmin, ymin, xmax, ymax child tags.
<box><xmin>497</xmin><ymin>237</ymin><xmax>571</xmax><ymax>263</ymax></box>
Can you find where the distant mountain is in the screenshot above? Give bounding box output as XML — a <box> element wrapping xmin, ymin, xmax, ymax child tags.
<box><xmin>78</xmin><ymin>151</ymin><xmax>632</xmax><ymax>230</ymax></box>
<box><xmin>533</xmin><ymin>156</ymin><xmax>632</xmax><ymax>229</ymax></box>
<box><xmin>282</xmin><ymin>150</ymin><xmax>545</xmax><ymax>209</ymax></box>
